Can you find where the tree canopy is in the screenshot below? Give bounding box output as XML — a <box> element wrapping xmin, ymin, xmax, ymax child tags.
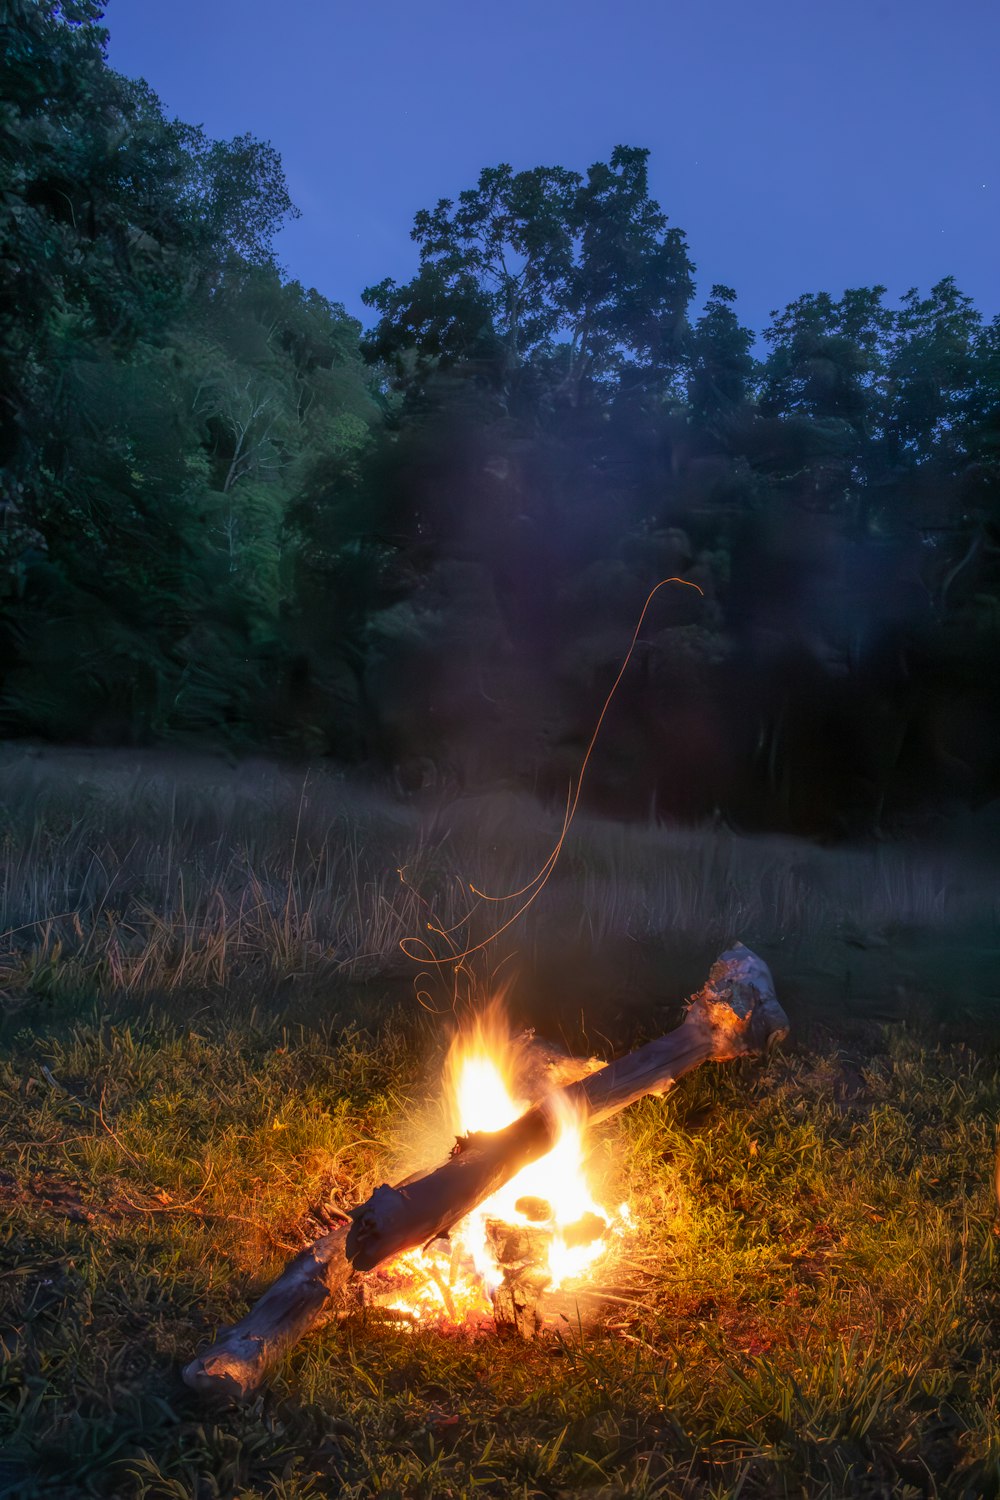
<box><xmin>362</xmin><ymin>146</ymin><xmax>695</xmax><ymax>409</ymax></box>
<box><xmin>1</xmin><ymin>3</ymin><xmax>998</xmax><ymax>832</ymax></box>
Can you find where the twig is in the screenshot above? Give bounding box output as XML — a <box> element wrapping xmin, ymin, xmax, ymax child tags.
<box><xmin>96</xmin><ymin>1084</ymin><xmax>146</xmax><ymax>1174</ymax></box>
<box><xmin>115</xmin><ymin>1195</ymin><xmax>298</xmax><ymax>1252</ymax></box>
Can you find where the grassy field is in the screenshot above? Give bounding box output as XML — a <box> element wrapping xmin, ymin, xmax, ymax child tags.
<box><xmin>0</xmin><ymin>749</ymin><xmax>998</xmax><ymax>1498</ymax></box>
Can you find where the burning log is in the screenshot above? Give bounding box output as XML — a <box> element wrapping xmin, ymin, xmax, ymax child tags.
<box><xmin>183</xmin><ymin>944</ymin><xmax>787</xmax><ymax>1400</ymax></box>
<box><xmin>346</xmin><ymin>945</ymin><xmax>787</xmax><ymax>1272</ymax></box>
<box><xmin>181</xmin><ymin>1038</ymin><xmax>601</xmax><ymax>1401</ymax></box>
<box><xmin>484</xmin><ymin>1213</ymin><xmax>618</xmax><ymax>1338</ymax></box>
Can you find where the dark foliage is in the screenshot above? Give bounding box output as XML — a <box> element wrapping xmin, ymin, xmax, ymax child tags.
<box><xmin>1</xmin><ymin>4</ymin><xmax>999</xmax><ymax>832</ymax></box>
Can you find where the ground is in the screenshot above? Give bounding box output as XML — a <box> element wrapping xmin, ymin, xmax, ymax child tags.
<box><xmin>0</xmin><ymin>748</ymin><xmax>998</xmax><ymax>1498</ymax></box>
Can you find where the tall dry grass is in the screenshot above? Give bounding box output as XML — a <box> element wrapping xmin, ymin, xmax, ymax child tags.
<box><xmin>0</xmin><ymin>746</ymin><xmax>995</xmax><ymax>1010</ymax></box>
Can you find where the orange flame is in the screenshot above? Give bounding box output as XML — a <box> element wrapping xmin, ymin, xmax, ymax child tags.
<box><xmin>377</xmin><ymin>1006</ymin><xmax>629</xmax><ymax>1325</ymax></box>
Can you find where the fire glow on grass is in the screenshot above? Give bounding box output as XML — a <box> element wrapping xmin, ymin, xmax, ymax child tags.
<box><xmin>379</xmin><ymin>1008</ymin><xmax>630</xmax><ymax>1326</ymax></box>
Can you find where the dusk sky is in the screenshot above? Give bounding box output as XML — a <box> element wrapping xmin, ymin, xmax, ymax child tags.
<box><xmin>105</xmin><ymin>0</ymin><xmax>998</xmax><ymax>339</ymax></box>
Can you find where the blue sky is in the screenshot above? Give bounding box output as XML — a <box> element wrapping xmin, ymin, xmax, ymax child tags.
<box><xmin>105</xmin><ymin>0</ymin><xmax>998</xmax><ymax>338</ymax></box>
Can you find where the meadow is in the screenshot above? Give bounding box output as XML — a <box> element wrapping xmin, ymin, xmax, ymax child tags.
<box><xmin>0</xmin><ymin>748</ymin><xmax>998</xmax><ymax>1498</ymax></box>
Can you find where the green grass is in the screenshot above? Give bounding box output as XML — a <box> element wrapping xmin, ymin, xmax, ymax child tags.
<box><xmin>1</xmin><ymin>749</ymin><xmax>999</xmax><ymax>1498</ymax></box>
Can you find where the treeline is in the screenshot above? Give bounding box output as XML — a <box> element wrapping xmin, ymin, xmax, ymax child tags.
<box><xmin>2</xmin><ymin>3</ymin><xmax>999</xmax><ymax>834</ymax></box>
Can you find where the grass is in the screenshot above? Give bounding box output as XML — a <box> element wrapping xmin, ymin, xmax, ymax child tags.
<box><xmin>0</xmin><ymin>747</ymin><xmax>998</xmax><ymax>1497</ymax></box>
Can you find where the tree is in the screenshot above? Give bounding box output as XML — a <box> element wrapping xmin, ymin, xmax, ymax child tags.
<box><xmin>0</xmin><ymin>3</ymin><xmax>380</xmax><ymax>747</ymax></box>
<box><xmin>884</xmin><ymin>276</ymin><xmax>983</xmax><ymax>466</ymax></box>
<box><xmin>362</xmin><ymin>146</ymin><xmax>695</xmax><ymax>409</ymax></box>
<box><xmin>685</xmin><ymin>285</ymin><xmax>757</xmax><ymax>433</ymax></box>
<box><xmin>0</xmin><ymin>1</ymin><xmax>298</xmax><ymax>490</ymax></box>
<box><xmin>760</xmin><ymin>286</ymin><xmax>892</xmax><ymax>435</ymax></box>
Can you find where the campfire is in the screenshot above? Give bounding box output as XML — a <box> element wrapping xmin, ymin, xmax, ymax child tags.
<box><xmin>368</xmin><ymin>1005</ymin><xmax>631</xmax><ymax>1332</ymax></box>
<box><xmin>183</xmin><ymin>944</ymin><xmax>789</xmax><ymax>1401</ymax></box>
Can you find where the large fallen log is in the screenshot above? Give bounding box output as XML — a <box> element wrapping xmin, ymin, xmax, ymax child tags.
<box><xmin>346</xmin><ymin>944</ymin><xmax>787</xmax><ymax>1270</ymax></box>
<box><xmin>183</xmin><ymin>943</ymin><xmax>787</xmax><ymax>1400</ymax></box>
<box><xmin>181</xmin><ymin>1036</ymin><xmax>602</xmax><ymax>1401</ymax></box>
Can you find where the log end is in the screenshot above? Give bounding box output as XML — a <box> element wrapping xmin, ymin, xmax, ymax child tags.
<box><xmin>182</xmin><ymin>1341</ymin><xmax>263</xmax><ymax>1404</ymax></box>
<box><xmin>181</xmin><ymin>1227</ymin><xmax>354</xmax><ymax>1402</ymax></box>
<box><xmin>347</xmin><ymin>1183</ymin><xmax>411</xmax><ymax>1272</ymax></box>
<box><xmin>693</xmin><ymin>943</ymin><xmax>789</xmax><ymax>1060</ymax></box>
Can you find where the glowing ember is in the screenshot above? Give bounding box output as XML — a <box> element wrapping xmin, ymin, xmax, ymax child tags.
<box><xmin>374</xmin><ymin>1006</ymin><xmax>629</xmax><ymax>1326</ymax></box>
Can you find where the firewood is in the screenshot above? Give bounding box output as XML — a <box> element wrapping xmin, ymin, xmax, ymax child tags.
<box><xmin>346</xmin><ymin>945</ymin><xmax>787</xmax><ymax>1272</ymax></box>
<box><xmin>180</xmin><ymin>1034</ymin><xmax>599</xmax><ymax>1401</ymax></box>
<box><xmin>181</xmin><ymin>1225</ymin><xmax>356</xmax><ymax>1401</ymax></box>
<box><xmin>183</xmin><ymin>943</ymin><xmax>787</xmax><ymax>1399</ymax></box>
<box><xmin>492</xmin><ymin>1272</ymin><xmax>617</xmax><ymax>1339</ymax></box>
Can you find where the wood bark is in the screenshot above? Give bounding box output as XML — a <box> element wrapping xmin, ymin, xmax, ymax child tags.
<box><xmin>182</xmin><ymin>1225</ymin><xmax>355</xmax><ymax>1401</ymax></box>
<box><xmin>183</xmin><ymin>943</ymin><xmax>787</xmax><ymax>1400</ymax></box>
